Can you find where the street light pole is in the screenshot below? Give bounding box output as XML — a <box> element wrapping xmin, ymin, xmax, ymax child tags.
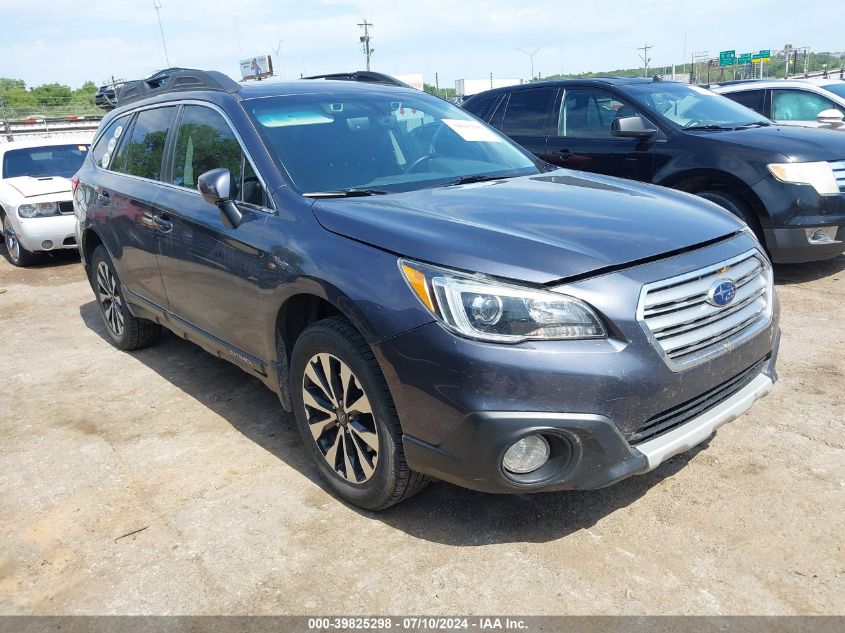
<box><xmin>517</xmin><ymin>45</ymin><xmax>544</xmax><ymax>81</ymax></box>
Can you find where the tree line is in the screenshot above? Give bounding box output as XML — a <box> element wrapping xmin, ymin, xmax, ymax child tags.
<box><xmin>0</xmin><ymin>78</ymin><xmax>100</xmax><ymax>118</ymax></box>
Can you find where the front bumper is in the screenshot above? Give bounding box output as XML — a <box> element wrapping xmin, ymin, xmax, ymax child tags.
<box><xmin>14</xmin><ymin>214</ymin><xmax>77</xmax><ymax>252</ymax></box>
<box><xmin>752</xmin><ymin>176</ymin><xmax>845</xmax><ymax>263</ymax></box>
<box><xmin>375</xmin><ymin>234</ymin><xmax>780</xmax><ymax>494</ymax></box>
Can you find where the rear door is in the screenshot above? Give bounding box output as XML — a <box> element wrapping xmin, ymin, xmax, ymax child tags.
<box><xmin>154</xmin><ymin>103</ymin><xmax>271</xmax><ymax>369</ymax></box>
<box><xmin>492</xmin><ymin>87</ymin><xmax>557</xmax><ymax>158</ymax></box>
<box><xmin>91</xmin><ymin>106</ymin><xmax>177</xmax><ymax>310</ymax></box>
<box><xmin>545</xmin><ymin>86</ymin><xmax>656</xmax><ymax>182</ymax></box>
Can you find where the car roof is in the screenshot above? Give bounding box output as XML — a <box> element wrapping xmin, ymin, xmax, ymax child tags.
<box><xmin>236</xmin><ymin>78</ymin><xmax>422</xmax><ymax>100</ymax></box>
<box><xmin>0</xmin><ymin>135</ymin><xmax>92</xmax><ymax>154</ymax></box>
<box><xmin>465</xmin><ymin>77</ymin><xmax>681</xmax><ymax>97</ymax></box>
<box><xmin>714</xmin><ymin>78</ymin><xmax>845</xmax><ymax>92</ymax></box>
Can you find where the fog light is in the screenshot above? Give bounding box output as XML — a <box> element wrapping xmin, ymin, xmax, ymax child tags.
<box><xmin>41</xmin><ymin>240</ymin><xmax>53</xmax><ymax>249</ymax></box>
<box><xmin>502</xmin><ymin>435</ymin><xmax>550</xmax><ymax>474</ymax></box>
<box><xmin>805</xmin><ymin>227</ymin><xmax>838</xmax><ymax>244</ymax></box>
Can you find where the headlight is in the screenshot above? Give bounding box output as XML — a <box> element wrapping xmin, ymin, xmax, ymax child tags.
<box><xmin>767</xmin><ymin>162</ymin><xmax>838</xmax><ymax>195</ymax></box>
<box><xmin>18</xmin><ymin>202</ymin><xmax>59</xmax><ymax>218</ymax></box>
<box><xmin>400</xmin><ymin>260</ymin><xmax>606</xmax><ymax>343</ymax></box>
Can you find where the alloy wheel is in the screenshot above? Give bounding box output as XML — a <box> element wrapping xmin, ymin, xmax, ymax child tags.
<box><xmin>301</xmin><ymin>353</ymin><xmax>379</xmax><ymax>483</ymax></box>
<box><xmin>96</xmin><ymin>261</ymin><xmax>125</xmax><ymax>337</ymax></box>
<box><xmin>3</xmin><ymin>216</ymin><xmax>20</xmax><ymax>263</ymax></box>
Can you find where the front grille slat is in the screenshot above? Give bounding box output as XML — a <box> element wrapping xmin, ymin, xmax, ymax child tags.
<box><xmin>638</xmin><ymin>250</ymin><xmax>772</xmax><ymax>370</ymax></box>
<box><xmin>830</xmin><ymin>159</ymin><xmax>845</xmax><ymax>192</ymax></box>
<box><xmin>628</xmin><ymin>357</ymin><xmax>767</xmax><ymax>444</ymax></box>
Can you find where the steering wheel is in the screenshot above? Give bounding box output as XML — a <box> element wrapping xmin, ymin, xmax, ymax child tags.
<box><xmin>404</xmin><ymin>123</ymin><xmax>450</xmax><ymax>173</ymax></box>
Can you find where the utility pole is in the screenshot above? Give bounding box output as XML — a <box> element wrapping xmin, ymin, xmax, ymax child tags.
<box><xmin>269</xmin><ymin>36</ymin><xmax>284</xmax><ymax>77</ymax></box>
<box><xmin>153</xmin><ymin>0</ymin><xmax>171</xmax><ymax>68</ymax></box>
<box><xmin>358</xmin><ymin>19</ymin><xmax>374</xmax><ymax>71</ymax></box>
<box><xmin>637</xmin><ymin>43</ymin><xmax>653</xmax><ymax>77</ymax></box>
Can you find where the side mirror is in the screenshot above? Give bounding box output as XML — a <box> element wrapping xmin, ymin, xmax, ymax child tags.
<box><xmin>197</xmin><ymin>168</ymin><xmax>243</xmax><ymax>229</ymax></box>
<box><xmin>611</xmin><ymin>115</ymin><xmax>658</xmax><ymax>138</ymax></box>
<box><xmin>817</xmin><ymin>108</ymin><xmax>845</xmax><ymax>127</ymax></box>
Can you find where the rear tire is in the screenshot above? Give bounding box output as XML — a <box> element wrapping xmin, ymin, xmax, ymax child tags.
<box><xmin>2</xmin><ymin>213</ymin><xmax>37</xmax><ymax>267</ymax></box>
<box><xmin>698</xmin><ymin>189</ymin><xmax>765</xmax><ymax>243</ymax></box>
<box><xmin>289</xmin><ymin>317</ymin><xmax>428</xmax><ymax>510</ymax></box>
<box><xmin>90</xmin><ymin>245</ymin><xmax>161</xmax><ymax>350</ymax></box>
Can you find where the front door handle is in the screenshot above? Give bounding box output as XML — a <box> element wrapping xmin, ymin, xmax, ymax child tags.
<box><xmin>551</xmin><ymin>148</ymin><xmax>573</xmax><ymax>158</ymax></box>
<box><xmin>152</xmin><ymin>213</ymin><xmax>173</xmax><ymax>233</ymax></box>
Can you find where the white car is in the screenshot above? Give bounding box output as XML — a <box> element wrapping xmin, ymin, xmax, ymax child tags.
<box><xmin>713</xmin><ymin>78</ymin><xmax>845</xmax><ymax>131</ymax></box>
<box><xmin>0</xmin><ymin>136</ymin><xmax>92</xmax><ymax>266</ymax></box>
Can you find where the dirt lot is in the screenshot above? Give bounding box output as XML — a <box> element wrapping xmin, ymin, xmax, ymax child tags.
<box><xmin>0</xmin><ymin>248</ymin><xmax>842</xmax><ymax>616</ymax></box>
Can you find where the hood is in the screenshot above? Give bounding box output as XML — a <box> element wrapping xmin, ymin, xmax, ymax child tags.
<box><xmin>311</xmin><ymin>171</ymin><xmax>743</xmax><ymax>284</ymax></box>
<box><xmin>693</xmin><ymin>125</ymin><xmax>845</xmax><ymax>162</ymax></box>
<box><xmin>4</xmin><ymin>176</ymin><xmax>71</xmax><ymax>198</ymax></box>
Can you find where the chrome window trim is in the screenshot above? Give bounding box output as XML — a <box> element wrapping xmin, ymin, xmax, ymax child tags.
<box><xmin>635</xmin><ymin>248</ymin><xmax>774</xmax><ymax>372</ymax></box>
<box><xmin>91</xmin><ymin>99</ymin><xmax>275</xmax><ymax>214</ymax></box>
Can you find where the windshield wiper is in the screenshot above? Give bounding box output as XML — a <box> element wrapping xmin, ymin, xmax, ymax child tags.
<box><xmin>303</xmin><ymin>188</ymin><xmax>389</xmax><ymax>198</ymax></box>
<box><xmin>439</xmin><ymin>173</ymin><xmax>517</xmax><ymax>187</ymax></box>
<box><xmin>683</xmin><ymin>123</ymin><xmax>732</xmax><ymax>131</ymax></box>
<box><xmin>736</xmin><ymin>120</ymin><xmax>771</xmax><ymax>129</ymax></box>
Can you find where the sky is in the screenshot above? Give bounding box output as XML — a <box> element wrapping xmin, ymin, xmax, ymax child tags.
<box><xmin>0</xmin><ymin>0</ymin><xmax>840</xmax><ymax>89</ymax></box>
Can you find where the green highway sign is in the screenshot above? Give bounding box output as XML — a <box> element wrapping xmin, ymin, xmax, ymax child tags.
<box><xmin>737</xmin><ymin>53</ymin><xmax>753</xmax><ymax>64</ymax></box>
<box><xmin>719</xmin><ymin>50</ymin><xmax>736</xmax><ymax>67</ymax></box>
<box><xmin>752</xmin><ymin>49</ymin><xmax>772</xmax><ymax>63</ymax></box>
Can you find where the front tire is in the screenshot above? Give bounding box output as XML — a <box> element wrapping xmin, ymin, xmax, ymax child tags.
<box><xmin>90</xmin><ymin>245</ymin><xmax>161</xmax><ymax>350</ymax></box>
<box><xmin>698</xmin><ymin>189</ymin><xmax>765</xmax><ymax>243</ymax></box>
<box><xmin>2</xmin><ymin>213</ymin><xmax>37</xmax><ymax>267</ymax></box>
<box><xmin>290</xmin><ymin>317</ymin><xmax>428</xmax><ymax>510</ymax></box>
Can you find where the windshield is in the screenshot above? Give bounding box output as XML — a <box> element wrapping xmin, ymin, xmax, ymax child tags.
<box><xmin>2</xmin><ymin>144</ymin><xmax>89</xmax><ymax>179</ymax></box>
<box><xmin>822</xmin><ymin>82</ymin><xmax>845</xmax><ymax>100</ymax></box>
<box><xmin>245</xmin><ymin>90</ymin><xmax>539</xmax><ymax>194</ymax></box>
<box><xmin>625</xmin><ymin>83</ymin><xmax>769</xmax><ymax>129</ymax></box>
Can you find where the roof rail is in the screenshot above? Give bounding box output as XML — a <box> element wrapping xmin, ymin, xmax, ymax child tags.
<box><xmin>112</xmin><ymin>68</ymin><xmax>241</xmax><ymax>109</ymax></box>
<box><xmin>301</xmin><ymin>71</ymin><xmax>412</xmax><ymax>88</ymax></box>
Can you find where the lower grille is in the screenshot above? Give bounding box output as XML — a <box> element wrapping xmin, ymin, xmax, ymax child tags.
<box><xmin>59</xmin><ymin>201</ymin><xmax>74</xmax><ymax>214</ymax></box>
<box><xmin>628</xmin><ymin>357</ymin><xmax>768</xmax><ymax>445</ymax></box>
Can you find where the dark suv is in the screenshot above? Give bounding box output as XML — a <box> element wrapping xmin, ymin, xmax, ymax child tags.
<box><xmin>463</xmin><ymin>78</ymin><xmax>845</xmax><ymax>263</ymax></box>
<box><xmin>73</xmin><ymin>69</ymin><xmax>779</xmax><ymax>509</ymax></box>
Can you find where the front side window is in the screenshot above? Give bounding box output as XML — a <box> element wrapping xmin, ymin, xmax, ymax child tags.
<box><xmin>500</xmin><ymin>88</ymin><xmax>556</xmax><ymax>136</ymax></box>
<box><xmin>245</xmin><ymin>90</ymin><xmax>538</xmax><ymax>194</ymax></box>
<box><xmin>557</xmin><ymin>88</ymin><xmax>648</xmax><ymax>138</ymax></box>
<box><xmin>626</xmin><ymin>82</ymin><xmax>768</xmax><ymax>129</ymax></box>
<box><xmin>114</xmin><ymin>106</ymin><xmax>177</xmax><ymax>180</ymax></box>
<box><xmin>772</xmin><ymin>90</ymin><xmax>840</xmax><ymax>121</ymax></box>
<box><xmin>2</xmin><ymin>144</ymin><xmax>89</xmax><ymax>179</ymax></box>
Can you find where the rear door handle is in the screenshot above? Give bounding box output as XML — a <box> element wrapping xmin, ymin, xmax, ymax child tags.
<box><xmin>552</xmin><ymin>148</ymin><xmax>573</xmax><ymax>158</ymax></box>
<box><xmin>152</xmin><ymin>213</ymin><xmax>173</xmax><ymax>233</ymax></box>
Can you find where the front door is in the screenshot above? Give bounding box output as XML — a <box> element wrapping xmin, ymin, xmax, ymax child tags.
<box><xmin>154</xmin><ymin>104</ymin><xmax>272</xmax><ymax>370</ymax></box>
<box><xmin>545</xmin><ymin>87</ymin><xmax>656</xmax><ymax>182</ymax></box>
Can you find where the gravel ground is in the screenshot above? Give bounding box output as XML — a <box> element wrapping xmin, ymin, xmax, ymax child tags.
<box><xmin>0</xmin><ymin>248</ymin><xmax>843</xmax><ymax>615</ymax></box>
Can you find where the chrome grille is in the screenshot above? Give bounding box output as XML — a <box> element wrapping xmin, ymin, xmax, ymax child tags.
<box><xmin>637</xmin><ymin>250</ymin><xmax>773</xmax><ymax>370</ymax></box>
<box><xmin>831</xmin><ymin>160</ymin><xmax>845</xmax><ymax>193</ymax></box>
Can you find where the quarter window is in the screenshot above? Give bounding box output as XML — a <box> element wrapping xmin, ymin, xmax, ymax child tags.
<box><xmin>772</xmin><ymin>90</ymin><xmax>840</xmax><ymax>121</ymax></box>
<box><xmin>558</xmin><ymin>88</ymin><xmax>646</xmax><ymax>138</ymax></box>
<box><xmin>113</xmin><ymin>107</ymin><xmax>177</xmax><ymax>180</ymax></box>
<box><xmin>500</xmin><ymin>88</ymin><xmax>556</xmax><ymax>136</ymax></box>
<box><xmin>91</xmin><ymin>115</ymin><xmax>130</xmax><ymax>170</ymax></box>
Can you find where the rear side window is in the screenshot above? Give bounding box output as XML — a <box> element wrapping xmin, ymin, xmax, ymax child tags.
<box><xmin>724</xmin><ymin>90</ymin><xmax>764</xmax><ymax>115</ymax></box>
<box><xmin>92</xmin><ymin>115</ymin><xmax>129</xmax><ymax>169</ymax></box>
<box><xmin>113</xmin><ymin>106</ymin><xmax>177</xmax><ymax>180</ymax></box>
<box><xmin>500</xmin><ymin>88</ymin><xmax>556</xmax><ymax>137</ymax></box>
<box><xmin>463</xmin><ymin>94</ymin><xmax>499</xmax><ymax>121</ymax></box>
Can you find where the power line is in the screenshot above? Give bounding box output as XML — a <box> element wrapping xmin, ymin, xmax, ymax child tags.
<box><xmin>358</xmin><ymin>19</ymin><xmax>374</xmax><ymax>71</ymax></box>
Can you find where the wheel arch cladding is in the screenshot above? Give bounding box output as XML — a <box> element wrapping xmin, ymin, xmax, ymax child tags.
<box><xmin>660</xmin><ymin>169</ymin><xmax>768</xmax><ymax>220</ymax></box>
